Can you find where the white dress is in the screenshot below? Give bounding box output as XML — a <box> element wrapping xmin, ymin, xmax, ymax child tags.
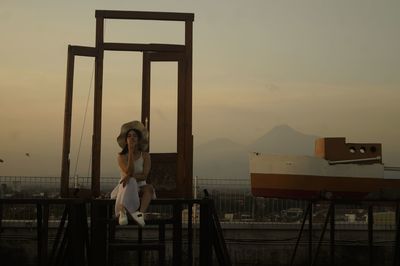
<box><xmin>110</xmin><ymin>153</ymin><xmax>153</xmax><ymax>216</ymax></box>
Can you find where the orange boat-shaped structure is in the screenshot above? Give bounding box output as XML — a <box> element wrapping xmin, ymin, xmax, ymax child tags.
<box><xmin>250</xmin><ymin>138</ymin><xmax>400</xmax><ymax>200</ymax></box>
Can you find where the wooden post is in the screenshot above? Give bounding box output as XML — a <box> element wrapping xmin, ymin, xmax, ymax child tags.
<box><xmin>61</xmin><ymin>46</ymin><xmax>75</xmax><ymax>197</ymax></box>
<box><xmin>92</xmin><ymin>17</ymin><xmax>104</xmax><ymax>197</ymax></box>
<box><xmin>184</xmin><ymin>20</ymin><xmax>193</xmax><ymax>199</ymax></box>
<box><xmin>142</xmin><ymin>52</ymin><xmax>151</xmax><ymax>146</ymax></box>
<box><xmin>177</xmin><ymin>57</ymin><xmax>186</xmax><ymax>197</ymax></box>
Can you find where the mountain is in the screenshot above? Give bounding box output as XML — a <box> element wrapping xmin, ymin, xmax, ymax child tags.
<box><xmin>194</xmin><ymin>125</ymin><xmax>319</xmax><ymax>178</ymax></box>
<box><xmin>247</xmin><ymin>124</ymin><xmax>319</xmax><ymax>156</ymax></box>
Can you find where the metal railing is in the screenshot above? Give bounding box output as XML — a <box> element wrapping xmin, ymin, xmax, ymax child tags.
<box><xmin>1</xmin><ymin>176</ymin><xmax>400</xmax><ymax>265</ymax></box>
<box><xmin>1</xmin><ymin>176</ymin><xmax>399</xmax><ymax>227</ymax></box>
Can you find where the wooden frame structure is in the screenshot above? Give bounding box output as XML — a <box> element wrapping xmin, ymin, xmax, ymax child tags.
<box><xmin>61</xmin><ymin>10</ymin><xmax>194</xmax><ymax>198</ymax></box>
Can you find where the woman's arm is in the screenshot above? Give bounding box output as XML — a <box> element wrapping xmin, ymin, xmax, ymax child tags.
<box><xmin>132</xmin><ymin>152</ymin><xmax>151</xmax><ymax>181</ymax></box>
<box><xmin>118</xmin><ymin>153</ymin><xmax>135</xmax><ymax>177</ymax></box>
<box><xmin>118</xmin><ymin>152</ymin><xmax>135</xmax><ymax>187</ymax></box>
<box><xmin>118</xmin><ymin>136</ymin><xmax>136</xmax><ymax>176</ymax></box>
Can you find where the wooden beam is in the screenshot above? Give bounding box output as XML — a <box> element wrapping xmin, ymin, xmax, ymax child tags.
<box><xmin>61</xmin><ymin>46</ymin><xmax>75</xmax><ymax>197</ymax></box>
<box><xmin>147</xmin><ymin>52</ymin><xmax>184</xmax><ymax>62</ymax></box>
<box><xmin>92</xmin><ymin>17</ymin><xmax>104</xmax><ymax>197</ymax></box>
<box><xmin>103</xmin><ymin>43</ymin><xmax>185</xmax><ymax>52</ymax></box>
<box><xmin>142</xmin><ymin>52</ymin><xmax>151</xmax><ymax>149</ymax></box>
<box><xmin>184</xmin><ymin>20</ymin><xmax>194</xmax><ymax>198</ymax></box>
<box><xmin>69</xmin><ymin>45</ymin><xmax>97</xmax><ymax>57</ymax></box>
<box><xmin>95</xmin><ymin>10</ymin><xmax>194</xmax><ymax>21</ymax></box>
<box><xmin>177</xmin><ymin>57</ymin><xmax>186</xmax><ymax>198</ymax></box>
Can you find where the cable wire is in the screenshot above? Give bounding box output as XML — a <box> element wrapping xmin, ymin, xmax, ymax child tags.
<box><xmin>72</xmin><ymin>62</ymin><xmax>95</xmax><ymax>178</ymax></box>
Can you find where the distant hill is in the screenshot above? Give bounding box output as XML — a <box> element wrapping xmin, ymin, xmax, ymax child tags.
<box><xmin>194</xmin><ymin>125</ymin><xmax>319</xmax><ymax>179</ymax></box>
<box><xmin>247</xmin><ymin>124</ymin><xmax>318</xmax><ymax>156</ymax></box>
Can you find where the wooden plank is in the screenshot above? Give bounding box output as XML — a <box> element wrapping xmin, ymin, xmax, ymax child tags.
<box><xmin>103</xmin><ymin>43</ymin><xmax>185</xmax><ymax>52</ymax></box>
<box><xmin>95</xmin><ymin>10</ymin><xmax>194</xmax><ymax>21</ymax></box>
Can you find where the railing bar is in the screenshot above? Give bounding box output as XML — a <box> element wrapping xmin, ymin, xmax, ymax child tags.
<box><xmin>290</xmin><ymin>201</ymin><xmax>311</xmax><ymax>266</ymax></box>
<box><xmin>188</xmin><ymin>202</ymin><xmax>193</xmax><ymax>266</ymax></box>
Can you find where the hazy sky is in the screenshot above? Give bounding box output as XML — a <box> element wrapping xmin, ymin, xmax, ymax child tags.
<box><xmin>1</xmin><ymin>0</ymin><xmax>399</xmax><ymax>177</ymax></box>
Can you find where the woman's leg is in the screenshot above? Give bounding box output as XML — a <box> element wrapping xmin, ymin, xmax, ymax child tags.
<box><xmin>115</xmin><ymin>185</ymin><xmax>126</xmax><ymax>216</ymax></box>
<box><xmin>118</xmin><ymin>179</ymin><xmax>140</xmax><ymax>215</ymax></box>
<box><xmin>139</xmin><ymin>184</ymin><xmax>154</xmax><ymax>213</ymax></box>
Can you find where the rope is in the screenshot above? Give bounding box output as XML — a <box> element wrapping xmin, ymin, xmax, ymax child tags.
<box><xmin>72</xmin><ymin>62</ymin><xmax>95</xmax><ymax>178</ymax></box>
<box><xmin>74</xmin><ymin>19</ymin><xmax>107</xmax><ymax>180</ymax></box>
<box><xmin>82</xmin><ymin>20</ymin><xmax>107</xmax><ymax>180</ymax></box>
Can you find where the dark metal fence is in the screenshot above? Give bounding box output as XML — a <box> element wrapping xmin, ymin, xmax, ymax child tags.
<box><xmin>0</xmin><ymin>197</ymin><xmax>230</xmax><ymax>266</ymax></box>
<box><xmin>1</xmin><ymin>176</ymin><xmax>398</xmax><ymax>227</ymax></box>
<box><xmin>1</xmin><ymin>176</ymin><xmax>400</xmax><ymax>265</ymax></box>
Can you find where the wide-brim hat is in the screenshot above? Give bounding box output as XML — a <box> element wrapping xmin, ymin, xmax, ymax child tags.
<box><xmin>117</xmin><ymin>120</ymin><xmax>149</xmax><ymax>150</ymax></box>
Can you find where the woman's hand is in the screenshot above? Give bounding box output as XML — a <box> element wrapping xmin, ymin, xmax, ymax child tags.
<box><xmin>127</xmin><ymin>136</ymin><xmax>136</xmax><ymax>151</ymax></box>
<box><xmin>132</xmin><ymin>174</ymin><xmax>147</xmax><ymax>182</ymax></box>
<box><xmin>120</xmin><ymin>177</ymin><xmax>129</xmax><ymax>187</ymax></box>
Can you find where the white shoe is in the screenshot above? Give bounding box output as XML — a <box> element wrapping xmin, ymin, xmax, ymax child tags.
<box><xmin>131</xmin><ymin>211</ymin><xmax>145</xmax><ymax>227</ymax></box>
<box><xmin>118</xmin><ymin>210</ymin><xmax>128</xmax><ymax>226</ymax></box>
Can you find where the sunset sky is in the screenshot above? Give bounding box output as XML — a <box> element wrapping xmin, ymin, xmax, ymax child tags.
<box><xmin>1</xmin><ymin>0</ymin><xmax>399</xmax><ymax>177</ymax></box>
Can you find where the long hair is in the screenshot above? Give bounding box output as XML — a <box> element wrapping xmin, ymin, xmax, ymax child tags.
<box><xmin>119</xmin><ymin>129</ymin><xmax>143</xmax><ymax>155</ymax></box>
